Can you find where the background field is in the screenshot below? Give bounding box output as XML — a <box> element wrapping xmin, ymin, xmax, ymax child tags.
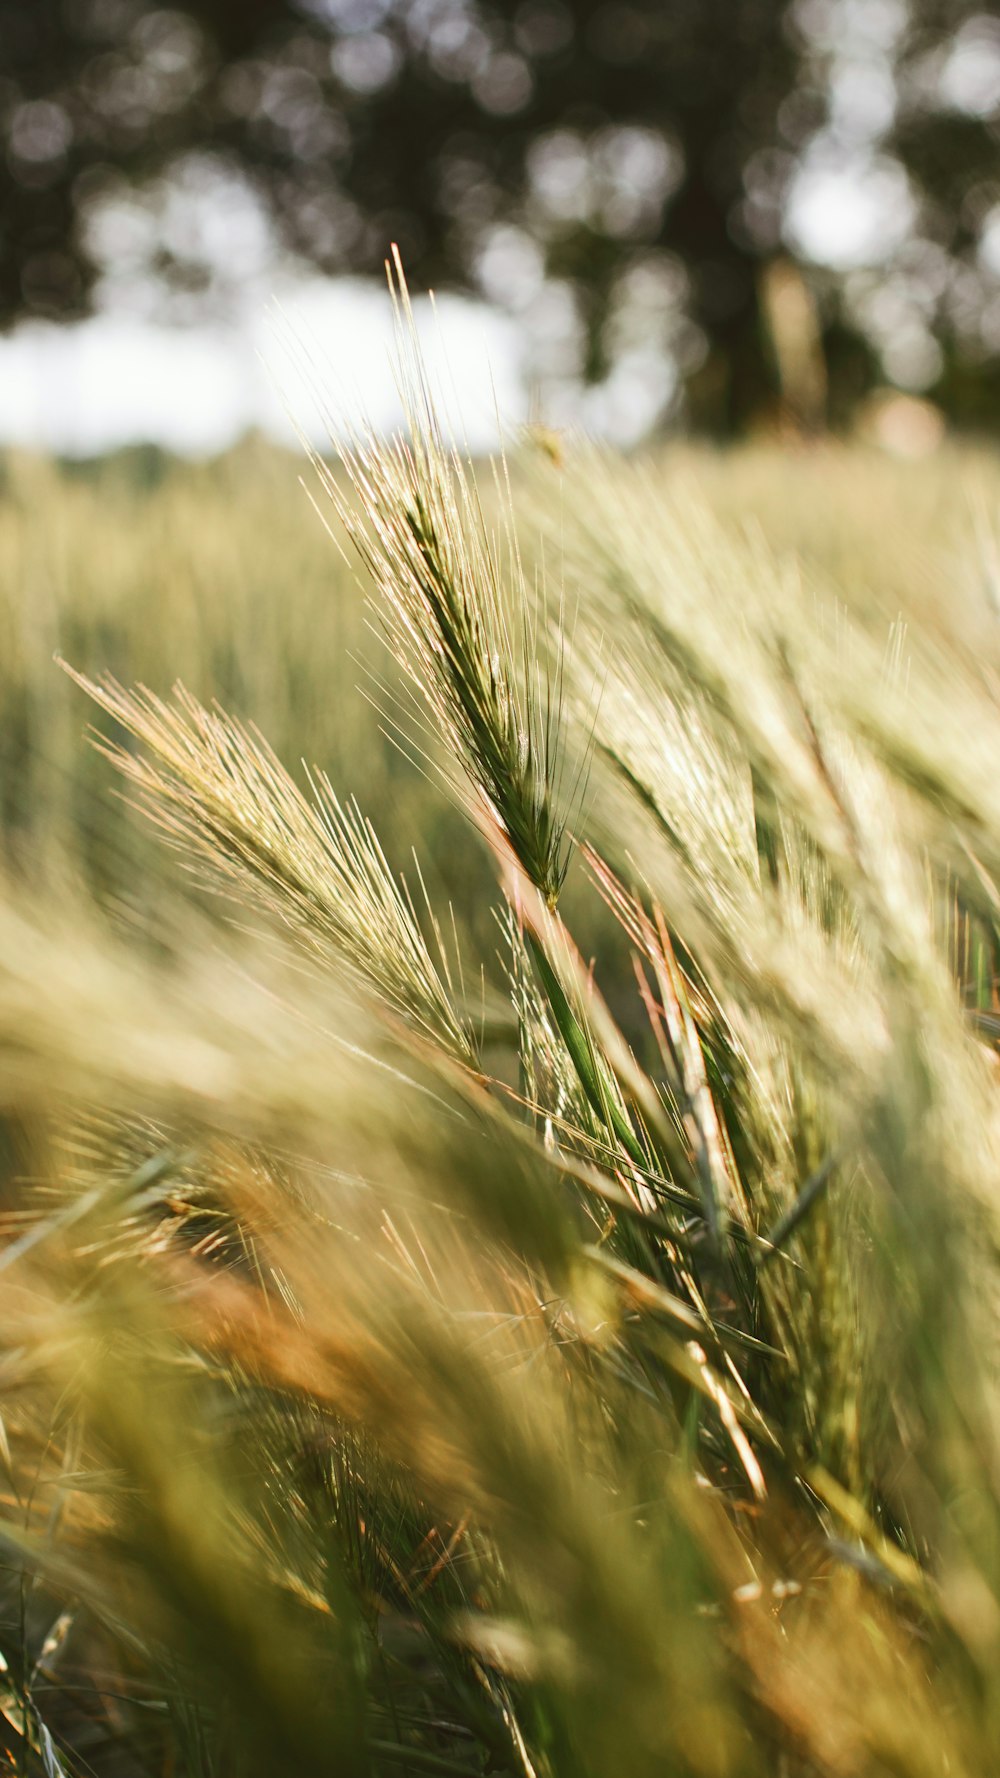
<box><xmin>5</xmin><ymin>434</ymin><xmax>997</xmax><ymax>940</ymax></box>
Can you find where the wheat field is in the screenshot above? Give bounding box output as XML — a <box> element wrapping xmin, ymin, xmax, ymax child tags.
<box><xmin>2</xmin><ymin>304</ymin><xmax>1000</xmax><ymax>1776</ymax></box>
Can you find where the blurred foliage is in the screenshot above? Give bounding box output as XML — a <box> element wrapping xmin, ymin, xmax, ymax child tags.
<box><xmin>1</xmin><ymin>0</ymin><xmax>999</xmax><ymax>430</ymax></box>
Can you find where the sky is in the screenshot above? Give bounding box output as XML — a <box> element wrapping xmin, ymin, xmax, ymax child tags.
<box><xmin>0</xmin><ymin>275</ymin><xmax>528</xmax><ymax>458</ymax></box>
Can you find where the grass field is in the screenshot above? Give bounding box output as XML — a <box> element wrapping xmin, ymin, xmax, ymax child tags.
<box><xmin>3</xmin><ymin>332</ymin><xmax>1000</xmax><ymax>1778</ymax></box>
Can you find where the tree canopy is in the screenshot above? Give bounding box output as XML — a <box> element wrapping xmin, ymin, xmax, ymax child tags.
<box><xmin>2</xmin><ymin>0</ymin><xmax>998</xmax><ymax>431</ymax></box>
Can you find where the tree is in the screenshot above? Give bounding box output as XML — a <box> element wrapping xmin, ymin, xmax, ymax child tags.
<box><xmin>1</xmin><ymin>0</ymin><xmax>998</xmax><ymax>432</ymax></box>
